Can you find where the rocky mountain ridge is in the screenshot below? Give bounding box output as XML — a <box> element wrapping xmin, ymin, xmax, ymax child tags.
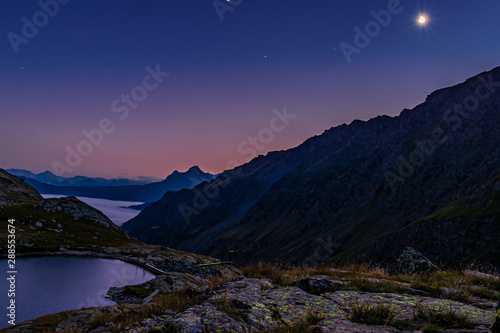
<box><xmin>124</xmin><ymin>66</ymin><xmax>500</xmax><ymax>267</ymax></box>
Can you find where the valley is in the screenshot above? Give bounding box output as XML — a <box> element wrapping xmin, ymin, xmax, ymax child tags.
<box><xmin>1</xmin><ymin>65</ymin><xmax>499</xmax><ymax>333</ymax></box>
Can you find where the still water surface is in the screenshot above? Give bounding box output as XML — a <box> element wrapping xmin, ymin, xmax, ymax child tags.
<box><xmin>0</xmin><ymin>257</ymin><xmax>155</xmax><ymax>328</ymax></box>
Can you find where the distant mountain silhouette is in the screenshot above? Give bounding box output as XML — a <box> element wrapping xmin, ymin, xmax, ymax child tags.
<box><xmin>124</xmin><ymin>66</ymin><xmax>500</xmax><ymax>267</ymax></box>
<box><xmin>7</xmin><ymin>169</ymin><xmax>161</xmax><ymax>187</ymax></box>
<box><xmin>20</xmin><ymin>166</ymin><xmax>215</xmax><ymax>202</ymax></box>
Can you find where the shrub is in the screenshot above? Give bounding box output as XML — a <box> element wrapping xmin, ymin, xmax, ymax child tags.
<box><xmin>349</xmin><ymin>301</ymin><xmax>397</xmax><ymax>325</ymax></box>
<box><xmin>413</xmin><ymin>304</ymin><xmax>476</xmax><ymax>329</ymax></box>
<box><xmin>159</xmin><ymin>290</ymin><xmax>198</xmax><ymax>313</ymax></box>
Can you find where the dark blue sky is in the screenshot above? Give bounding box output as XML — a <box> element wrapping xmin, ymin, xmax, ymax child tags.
<box><xmin>1</xmin><ymin>0</ymin><xmax>499</xmax><ymax>178</ymax></box>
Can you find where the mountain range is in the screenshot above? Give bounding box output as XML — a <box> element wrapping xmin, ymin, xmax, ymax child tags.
<box><xmin>15</xmin><ymin>166</ymin><xmax>215</xmax><ymax>203</ymax></box>
<box><xmin>124</xmin><ymin>66</ymin><xmax>500</xmax><ymax>267</ymax></box>
<box><xmin>6</xmin><ymin>169</ymin><xmax>162</xmax><ymax>187</ymax></box>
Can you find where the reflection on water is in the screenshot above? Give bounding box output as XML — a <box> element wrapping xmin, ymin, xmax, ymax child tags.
<box><xmin>0</xmin><ymin>257</ymin><xmax>155</xmax><ymax>328</ymax></box>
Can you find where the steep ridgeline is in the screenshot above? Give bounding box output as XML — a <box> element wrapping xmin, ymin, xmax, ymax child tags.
<box><xmin>20</xmin><ymin>166</ymin><xmax>215</xmax><ymax>203</ymax></box>
<box><xmin>124</xmin><ymin>66</ymin><xmax>500</xmax><ymax>267</ymax></box>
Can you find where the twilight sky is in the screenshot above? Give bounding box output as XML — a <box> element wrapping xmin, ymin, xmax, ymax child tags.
<box><xmin>1</xmin><ymin>0</ymin><xmax>499</xmax><ymax>179</ymax></box>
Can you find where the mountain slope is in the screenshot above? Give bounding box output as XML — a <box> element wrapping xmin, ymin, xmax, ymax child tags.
<box><xmin>0</xmin><ymin>169</ymin><xmax>139</xmax><ymax>253</ymax></box>
<box><xmin>124</xmin><ymin>66</ymin><xmax>500</xmax><ymax>267</ymax></box>
<box><xmin>20</xmin><ymin>166</ymin><xmax>215</xmax><ymax>202</ymax></box>
<box><xmin>0</xmin><ymin>169</ymin><xmax>43</xmax><ymax>204</ymax></box>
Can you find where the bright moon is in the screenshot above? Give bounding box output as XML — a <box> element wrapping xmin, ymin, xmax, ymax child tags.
<box><xmin>418</xmin><ymin>15</ymin><xmax>427</xmax><ymax>25</ymax></box>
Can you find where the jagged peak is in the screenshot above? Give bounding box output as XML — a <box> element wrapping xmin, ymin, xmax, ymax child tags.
<box><xmin>187</xmin><ymin>166</ymin><xmax>202</xmax><ymax>173</ymax></box>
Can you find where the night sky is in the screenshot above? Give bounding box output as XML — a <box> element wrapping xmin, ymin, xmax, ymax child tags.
<box><xmin>1</xmin><ymin>0</ymin><xmax>499</xmax><ymax>179</ymax></box>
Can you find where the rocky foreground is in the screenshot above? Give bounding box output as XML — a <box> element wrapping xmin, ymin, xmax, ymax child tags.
<box><xmin>1</xmin><ymin>167</ymin><xmax>499</xmax><ymax>332</ymax></box>
<box><xmin>3</xmin><ymin>255</ymin><xmax>500</xmax><ymax>333</ymax></box>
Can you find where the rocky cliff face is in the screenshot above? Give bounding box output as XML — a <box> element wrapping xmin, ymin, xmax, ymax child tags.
<box><xmin>124</xmin><ymin>66</ymin><xmax>500</xmax><ymax>267</ymax></box>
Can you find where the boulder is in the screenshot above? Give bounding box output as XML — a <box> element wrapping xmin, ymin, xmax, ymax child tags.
<box><xmin>392</xmin><ymin>247</ymin><xmax>439</xmax><ymax>275</ymax></box>
<box><xmin>107</xmin><ymin>272</ymin><xmax>206</xmax><ymax>304</ymax></box>
<box><xmin>293</xmin><ymin>276</ymin><xmax>343</xmax><ymax>295</ymax></box>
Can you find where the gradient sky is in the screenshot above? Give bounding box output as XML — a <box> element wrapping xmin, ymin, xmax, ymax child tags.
<box><xmin>1</xmin><ymin>0</ymin><xmax>499</xmax><ymax>179</ymax></box>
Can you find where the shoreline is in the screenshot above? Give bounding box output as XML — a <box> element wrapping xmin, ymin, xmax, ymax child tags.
<box><xmin>0</xmin><ymin>250</ymin><xmax>166</xmax><ymax>276</ymax></box>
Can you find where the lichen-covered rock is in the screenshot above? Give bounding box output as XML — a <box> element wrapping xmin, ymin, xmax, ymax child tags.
<box><xmin>392</xmin><ymin>247</ymin><xmax>439</xmax><ymax>275</ymax></box>
<box><xmin>293</xmin><ymin>276</ymin><xmax>343</xmax><ymax>295</ymax></box>
<box><xmin>3</xmin><ymin>275</ymin><xmax>499</xmax><ymax>332</ymax></box>
<box><xmin>166</xmin><ymin>304</ymin><xmax>246</xmax><ymax>333</ymax></box>
<box><xmin>322</xmin><ymin>291</ymin><xmax>495</xmax><ymax>327</ymax></box>
<box><xmin>207</xmin><ymin>278</ymin><xmax>346</xmax><ymax>330</ymax></box>
<box><xmin>492</xmin><ymin>302</ymin><xmax>500</xmax><ymax>333</ymax></box>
